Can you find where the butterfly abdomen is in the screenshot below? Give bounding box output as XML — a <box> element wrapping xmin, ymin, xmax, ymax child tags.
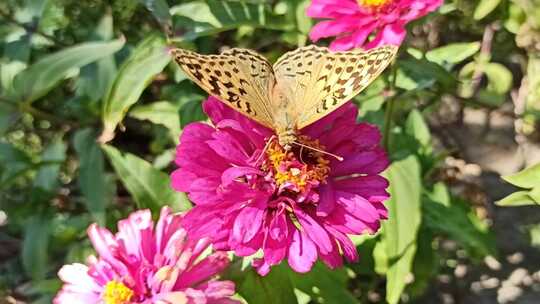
<box><xmin>277</xmin><ymin>128</ymin><xmax>296</xmax><ymax>151</ymax></box>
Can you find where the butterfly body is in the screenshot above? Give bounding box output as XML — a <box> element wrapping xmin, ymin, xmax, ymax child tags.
<box><xmin>269</xmin><ymin>85</ymin><xmax>297</xmax><ymax>149</ymax></box>
<box><xmin>171</xmin><ymin>45</ymin><xmax>397</xmax><ymax>151</ymax></box>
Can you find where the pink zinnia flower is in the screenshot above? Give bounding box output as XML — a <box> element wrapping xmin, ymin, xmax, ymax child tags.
<box><xmin>171</xmin><ymin>97</ymin><xmax>390</xmax><ymax>275</ymax></box>
<box><xmin>54</xmin><ymin>207</ymin><xmax>240</xmax><ymax>304</ymax></box>
<box><xmin>307</xmin><ymin>0</ymin><xmax>443</xmax><ymax>51</ymax></box>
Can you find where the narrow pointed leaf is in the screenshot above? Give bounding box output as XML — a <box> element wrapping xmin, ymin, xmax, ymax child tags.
<box><xmin>74</xmin><ymin>129</ymin><xmax>108</xmax><ymax>225</ymax></box>
<box><xmin>11</xmin><ymin>38</ymin><xmax>125</xmax><ymax>104</ymax></box>
<box><xmin>100</xmin><ymin>35</ymin><xmax>170</xmax><ymax>142</ymax></box>
<box><xmin>102</xmin><ymin>145</ymin><xmax>190</xmax><ymax>212</ymax></box>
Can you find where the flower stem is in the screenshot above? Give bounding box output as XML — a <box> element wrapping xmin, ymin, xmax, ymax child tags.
<box><xmin>383</xmin><ymin>62</ymin><xmax>398</xmax><ymax>151</ymax></box>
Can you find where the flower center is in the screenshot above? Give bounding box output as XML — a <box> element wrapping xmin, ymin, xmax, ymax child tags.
<box><xmin>103</xmin><ymin>280</ymin><xmax>134</xmax><ymax>304</ymax></box>
<box><xmin>264</xmin><ymin>135</ymin><xmax>330</xmax><ymax>192</ymax></box>
<box><xmin>358</xmin><ymin>0</ymin><xmax>391</xmax><ymax>8</ymax></box>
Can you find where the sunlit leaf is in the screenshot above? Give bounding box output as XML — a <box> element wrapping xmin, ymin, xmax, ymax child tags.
<box><xmin>502</xmin><ymin>162</ymin><xmax>540</xmax><ymax>189</ymax></box>
<box><xmin>496</xmin><ymin>190</ymin><xmax>539</xmax><ymax>206</ymax></box>
<box><xmin>426</xmin><ymin>42</ymin><xmax>481</xmax><ymax>67</ymax></box>
<box><xmin>100</xmin><ymin>35</ymin><xmax>170</xmax><ymax>143</ymax></box>
<box><xmin>1</xmin><ymin>33</ymin><xmax>31</xmax><ymax>92</ymax></box>
<box><xmin>405</xmin><ymin>110</ymin><xmax>431</xmax><ymax>149</ymax></box>
<box><xmin>474</xmin><ymin>0</ymin><xmax>502</xmax><ymax>20</ymax></box>
<box><xmin>484</xmin><ymin>62</ymin><xmax>513</xmax><ymax>94</ymax></box>
<box><xmin>381</xmin><ymin>155</ymin><xmax>422</xmax><ymax>304</ymax></box>
<box><xmin>170</xmin><ymin>0</ymin><xmax>284</xmax><ymax>41</ymax></box>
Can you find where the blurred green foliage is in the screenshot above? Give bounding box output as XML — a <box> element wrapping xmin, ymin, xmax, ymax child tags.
<box><xmin>0</xmin><ymin>0</ymin><xmax>538</xmax><ymax>303</ymax></box>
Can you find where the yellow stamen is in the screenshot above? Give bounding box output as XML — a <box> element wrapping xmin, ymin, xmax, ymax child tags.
<box><xmin>103</xmin><ymin>280</ymin><xmax>134</xmax><ymax>304</ymax></box>
<box><xmin>358</xmin><ymin>0</ymin><xmax>391</xmax><ymax>8</ymax></box>
<box><xmin>264</xmin><ymin>136</ymin><xmax>330</xmax><ymax>191</ymax></box>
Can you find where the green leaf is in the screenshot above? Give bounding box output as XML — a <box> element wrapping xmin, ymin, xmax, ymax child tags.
<box><xmin>1</xmin><ymin>33</ymin><xmax>31</xmax><ymax>93</ymax></box>
<box><xmin>10</xmin><ymin>38</ymin><xmax>125</xmax><ymax>104</ymax></box>
<box><xmin>484</xmin><ymin>62</ymin><xmax>513</xmax><ymax>94</ymax></box>
<box><xmin>381</xmin><ymin>155</ymin><xmax>422</xmax><ymax>304</ymax></box>
<box><xmin>502</xmin><ymin>162</ymin><xmax>540</xmax><ymax>189</ymax></box>
<box><xmin>405</xmin><ymin>110</ymin><xmax>431</xmax><ymax>149</ymax></box>
<box><xmin>139</xmin><ymin>0</ymin><xmax>172</xmax><ymax>29</ymax></box>
<box><xmin>102</xmin><ymin>145</ymin><xmax>191</xmax><ymax>212</ymax></box>
<box><xmin>529</xmin><ymin>186</ymin><xmax>540</xmax><ymax>202</ymax></box>
<box><xmin>288</xmin><ymin>263</ymin><xmax>357</xmax><ymax>304</ymax></box>
<box><xmin>295</xmin><ymin>0</ymin><xmax>313</xmax><ymax>34</ymax></box>
<box><xmin>170</xmin><ymin>0</ymin><xmax>282</xmax><ymax>41</ymax></box>
<box><xmin>496</xmin><ymin>190</ymin><xmax>539</xmax><ymax>207</ymax></box>
<box><xmin>504</xmin><ymin>3</ymin><xmax>526</xmax><ymax>34</ymax></box>
<box><xmin>474</xmin><ymin>0</ymin><xmax>502</xmax><ymax>20</ymax></box>
<box><xmin>425</xmin><ymin>182</ymin><xmax>451</xmax><ymax>207</ymax></box>
<box><xmin>0</xmin><ymin>103</ymin><xmax>19</xmax><ymax>135</ymax></box>
<box><xmin>396</xmin><ymin>58</ymin><xmax>456</xmax><ymax>91</ymax></box>
<box><xmin>76</xmin><ymin>13</ymin><xmax>118</xmax><ymax>102</ymax></box>
<box><xmin>171</xmin><ymin>2</ymin><xmax>221</xmax><ymax>27</ymax></box>
<box><xmin>180</xmin><ymin>99</ymin><xmax>207</xmax><ymax>128</ymax></box>
<box><xmin>0</xmin><ymin>141</ymin><xmax>32</xmax><ymax>189</ymax></box>
<box><xmin>100</xmin><ymin>35</ymin><xmax>170</xmax><ymax>142</ymax></box>
<box><xmin>236</xmin><ymin>264</ymin><xmax>298</xmax><ymax>304</ymax></box>
<box><xmin>476</xmin><ymin>89</ymin><xmax>506</xmax><ymax>107</ymax></box>
<box><xmin>22</xmin><ymin>216</ymin><xmax>50</xmax><ymax>280</ymax></box>
<box><xmin>426</xmin><ymin>42</ymin><xmax>481</xmax><ymax>66</ymax></box>
<box><xmin>423</xmin><ymin>195</ymin><xmax>495</xmax><ymax>257</ymax></box>
<box><xmin>407</xmin><ymin>228</ymin><xmax>439</xmax><ymax>297</ymax></box>
<box><xmin>33</xmin><ymin>139</ymin><xmax>66</xmax><ymax>193</ymax></box>
<box><xmin>129</xmin><ymin>101</ymin><xmax>181</xmax><ymax>140</ymax></box>
<box><xmin>73</xmin><ymin>129</ymin><xmax>108</xmax><ymax>225</ymax></box>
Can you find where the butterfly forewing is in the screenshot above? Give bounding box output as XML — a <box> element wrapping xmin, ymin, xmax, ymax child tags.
<box><xmin>171</xmin><ymin>48</ymin><xmax>275</xmax><ymax>129</ymax></box>
<box><xmin>274</xmin><ymin>45</ymin><xmax>398</xmax><ymax>130</ymax></box>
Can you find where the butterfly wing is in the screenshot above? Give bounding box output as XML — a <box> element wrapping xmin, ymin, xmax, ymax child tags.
<box><xmin>171</xmin><ymin>48</ymin><xmax>276</xmax><ymax>129</ymax></box>
<box><xmin>273</xmin><ymin>45</ymin><xmax>398</xmax><ymax>129</ymax></box>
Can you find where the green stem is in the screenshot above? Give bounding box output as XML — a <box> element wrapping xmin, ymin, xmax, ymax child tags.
<box><xmin>383</xmin><ymin>63</ymin><xmax>398</xmax><ymax>151</ymax></box>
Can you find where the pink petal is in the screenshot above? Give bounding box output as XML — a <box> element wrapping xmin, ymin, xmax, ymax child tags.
<box><xmin>288</xmin><ymin>230</ymin><xmax>317</xmax><ymax>273</ymax></box>
<box><xmin>231</xmin><ymin>196</ymin><xmax>266</xmax><ymax>244</ymax></box>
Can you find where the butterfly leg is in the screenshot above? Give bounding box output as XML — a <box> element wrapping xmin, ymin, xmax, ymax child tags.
<box><xmin>299</xmin><ymin>145</ymin><xmax>305</xmax><ymax>164</ymax></box>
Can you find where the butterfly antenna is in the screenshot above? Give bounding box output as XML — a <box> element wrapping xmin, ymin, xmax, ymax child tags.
<box><xmin>292</xmin><ymin>141</ymin><xmax>344</xmax><ymax>162</ymax></box>
<box><xmin>255</xmin><ymin>135</ymin><xmax>277</xmax><ymax>165</ymax></box>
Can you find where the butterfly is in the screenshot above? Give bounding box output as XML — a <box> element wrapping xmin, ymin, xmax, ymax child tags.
<box><xmin>171</xmin><ymin>45</ymin><xmax>397</xmax><ymax>156</ymax></box>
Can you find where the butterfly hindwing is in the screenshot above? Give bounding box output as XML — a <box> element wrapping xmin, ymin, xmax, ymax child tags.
<box><xmin>274</xmin><ymin>45</ymin><xmax>398</xmax><ymax>129</ymax></box>
<box><xmin>171</xmin><ymin>48</ymin><xmax>276</xmax><ymax>129</ymax></box>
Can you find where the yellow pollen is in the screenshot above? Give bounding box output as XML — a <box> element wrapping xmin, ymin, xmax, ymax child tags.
<box><xmin>358</xmin><ymin>0</ymin><xmax>391</xmax><ymax>8</ymax></box>
<box><xmin>102</xmin><ymin>280</ymin><xmax>134</xmax><ymax>304</ymax></box>
<box><xmin>264</xmin><ymin>136</ymin><xmax>330</xmax><ymax>191</ymax></box>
